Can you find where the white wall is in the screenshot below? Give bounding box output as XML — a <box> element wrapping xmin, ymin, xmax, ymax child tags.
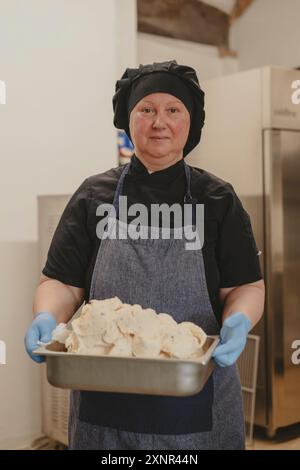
<box><xmin>230</xmin><ymin>0</ymin><xmax>300</xmax><ymax>71</ymax></box>
<box><xmin>0</xmin><ymin>0</ymin><xmax>136</xmax><ymax>449</ymax></box>
<box><xmin>138</xmin><ymin>32</ymin><xmax>238</xmax><ymax>81</ymax></box>
<box><xmin>116</xmin><ymin>0</ymin><xmax>137</xmax><ymax>77</ymax></box>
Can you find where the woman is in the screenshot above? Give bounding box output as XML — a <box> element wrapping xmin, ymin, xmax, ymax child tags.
<box><xmin>25</xmin><ymin>60</ymin><xmax>265</xmax><ymax>450</ymax></box>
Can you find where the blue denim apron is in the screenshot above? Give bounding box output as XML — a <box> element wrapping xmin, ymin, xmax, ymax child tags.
<box><xmin>68</xmin><ymin>162</ymin><xmax>245</xmax><ymax>450</ymax></box>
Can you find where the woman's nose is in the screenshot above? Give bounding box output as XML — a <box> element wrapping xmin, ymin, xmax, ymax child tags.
<box><xmin>152</xmin><ymin>112</ymin><xmax>166</xmax><ymax>128</ymax></box>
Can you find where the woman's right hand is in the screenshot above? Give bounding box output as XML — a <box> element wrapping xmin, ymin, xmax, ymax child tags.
<box><xmin>24</xmin><ymin>312</ymin><xmax>57</xmax><ymax>363</ymax></box>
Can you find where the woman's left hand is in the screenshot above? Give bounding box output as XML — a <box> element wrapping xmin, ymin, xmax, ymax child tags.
<box><xmin>212</xmin><ymin>312</ymin><xmax>252</xmax><ymax>367</ymax></box>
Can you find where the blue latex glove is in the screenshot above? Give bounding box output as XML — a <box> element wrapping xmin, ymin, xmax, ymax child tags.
<box><xmin>24</xmin><ymin>312</ymin><xmax>57</xmax><ymax>363</ymax></box>
<box><xmin>212</xmin><ymin>312</ymin><xmax>252</xmax><ymax>367</ymax></box>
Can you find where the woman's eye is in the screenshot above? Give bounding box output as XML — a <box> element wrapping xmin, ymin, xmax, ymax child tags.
<box><xmin>140</xmin><ymin>107</ymin><xmax>179</xmax><ymax>114</ymax></box>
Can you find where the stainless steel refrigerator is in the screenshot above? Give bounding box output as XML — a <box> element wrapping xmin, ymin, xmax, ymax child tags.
<box><xmin>186</xmin><ymin>66</ymin><xmax>300</xmax><ymax>436</ymax></box>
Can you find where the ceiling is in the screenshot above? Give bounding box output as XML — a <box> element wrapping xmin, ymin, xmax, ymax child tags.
<box><xmin>199</xmin><ymin>0</ymin><xmax>236</xmax><ymax>14</ymax></box>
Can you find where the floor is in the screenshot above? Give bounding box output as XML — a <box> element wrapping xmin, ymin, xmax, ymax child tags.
<box><xmin>249</xmin><ymin>423</ymin><xmax>300</xmax><ymax>450</ymax></box>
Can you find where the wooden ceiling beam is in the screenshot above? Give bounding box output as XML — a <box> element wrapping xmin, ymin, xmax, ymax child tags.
<box><xmin>230</xmin><ymin>0</ymin><xmax>255</xmax><ymax>23</ymax></box>
<box><xmin>137</xmin><ymin>0</ymin><xmax>230</xmax><ymax>48</ymax></box>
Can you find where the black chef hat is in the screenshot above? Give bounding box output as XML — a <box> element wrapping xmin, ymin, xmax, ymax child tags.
<box><xmin>113</xmin><ymin>60</ymin><xmax>205</xmax><ymax>157</ymax></box>
<box><xmin>127</xmin><ymin>72</ymin><xmax>194</xmax><ymax>122</ymax></box>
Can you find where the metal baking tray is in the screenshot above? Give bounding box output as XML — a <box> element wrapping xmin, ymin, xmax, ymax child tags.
<box><xmin>33</xmin><ymin>335</ymin><xmax>219</xmax><ymax>397</ymax></box>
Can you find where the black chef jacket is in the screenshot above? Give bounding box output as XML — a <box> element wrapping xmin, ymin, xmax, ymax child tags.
<box><xmin>42</xmin><ymin>155</ymin><xmax>262</xmax><ymax>325</ymax></box>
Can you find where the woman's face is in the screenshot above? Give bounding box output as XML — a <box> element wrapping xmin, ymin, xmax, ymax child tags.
<box><xmin>129</xmin><ymin>93</ymin><xmax>190</xmax><ymax>166</ymax></box>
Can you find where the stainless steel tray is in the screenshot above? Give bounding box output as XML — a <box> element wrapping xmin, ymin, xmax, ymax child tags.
<box><xmin>33</xmin><ymin>335</ymin><xmax>219</xmax><ymax>397</ymax></box>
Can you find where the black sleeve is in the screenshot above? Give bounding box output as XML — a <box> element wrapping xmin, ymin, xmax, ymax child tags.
<box><xmin>42</xmin><ymin>179</ymin><xmax>92</xmax><ymax>288</ymax></box>
<box><xmin>217</xmin><ymin>184</ymin><xmax>262</xmax><ymax>287</ymax></box>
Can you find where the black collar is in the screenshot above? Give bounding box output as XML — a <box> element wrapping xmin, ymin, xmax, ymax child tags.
<box><xmin>128</xmin><ymin>154</ymin><xmax>185</xmax><ymax>185</ymax></box>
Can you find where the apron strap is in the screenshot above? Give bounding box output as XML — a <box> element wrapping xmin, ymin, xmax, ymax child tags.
<box><xmin>112</xmin><ymin>163</ymin><xmax>130</xmax><ymax>216</ymax></box>
<box><xmin>184</xmin><ymin>162</ymin><xmax>198</xmax><ymax>225</ymax></box>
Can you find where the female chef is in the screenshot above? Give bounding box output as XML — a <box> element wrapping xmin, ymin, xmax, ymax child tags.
<box><xmin>25</xmin><ymin>60</ymin><xmax>265</xmax><ymax>450</ymax></box>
